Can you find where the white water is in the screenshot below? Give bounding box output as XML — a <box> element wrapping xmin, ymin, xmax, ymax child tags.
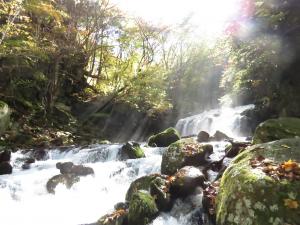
<box><xmin>175</xmin><ymin>104</ymin><xmax>254</xmax><ymax>138</ymax></box>
<box><xmin>0</xmin><ymin>105</ymin><xmax>251</xmax><ymax>225</ymax></box>
<box><xmin>0</xmin><ymin>145</ymin><xmax>163</xmax><ymax>225</ymax></box>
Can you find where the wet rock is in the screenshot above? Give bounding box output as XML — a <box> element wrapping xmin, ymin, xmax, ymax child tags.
<box><xmin>126</xmin><ymin>174</ymin><xmax>164</xmax><ymax>201</ymax></box>
<box><xmin>0</xmin><ymin>162</ymin><xmax>12</xmax><ymax>175</ymax></box>
<box><xmin>31</xmin><ymin>149</ymin><xmax>49</xmax><ymax>161</ymax></box>
<box><xmin>150</xmin><ymin>177</ymin><xmax>173</xmax><ymax>212</ymax></box>
<box><xmin>148</xmin><ymin>127</ymin><xmax>180</xmax><ymax>147</ymax></box>
<box><xmin>161</xmin><ymin>138</ymin><xmax>213</xmax><ymax>175</ymax></box>
<box><xmin>71</xmin><ymin>164</ymin><xmax>94</xmax><ymax>176</ymax></box>
<box><xmin>216</xmin><ymin>138</ymin><xmax>300</xmax><ymax>225</ymax></box>
<box><xmin>98</xmin><ymin>209</ymin><xmax>128</xmax><ymax>225</ymax></box>
<box><xmin>56</xmin><ymin>162</ymin><xmax>74</xmax><ymax>174</ymax></box>
<box><xmin>170</xmin><ymin>166</ymin><xmax>205</xmax><ymax>197</ymax></box>
<box><xmin>253</xmin><ymin>117</ymin><xmax>300</xmax><ymax>144</ymax></box>
<box><xmin>128</xmin><ymin>191</ymin><xmax>159</xmax><ymax>225</ymax></box>
<box><xmin>46</xmin><ymin>174</ymin><xmax>80</xmax><ymax>194</ymax></box>
<box><xmin>209</xmin><ymin>131</ymin><xmax>231</xmax><ymax>141</ymax></box>
<box><xmin>19</xmin><ymin>157</ymin><xmax>35</xmax><ymax>170</ymax></box>
<box><xmin>24</xmin><ymin>157</ymin><xmax>35</xmax><ymax>164</ymax></box>
<box><xmin>119</xmin><ymin>142</ymin><xmax>145</xmax><ymax>160</ymax></box>
<box><xmin>224</xmin><ymin>140</ymin><xmax>251</xmax><ymax>158</ymax></box>
<box><xmin>56</xmin><ymin>162</ymin><xmax>94</xmax><ymax>176</ymax></box>
<box><xmin>197</xmin><ymin>131</ymin><xmax>210</xmax><ymax>142</ymax></box>
<box><xmin>0</xmin><ymin>150</ymin><xmax>11</xmax><ymax>162</ymax></box>
<box><xmin>21</xmin><ymin>163</ymin><xmax>31</xmax><ymax>170</ymax></box>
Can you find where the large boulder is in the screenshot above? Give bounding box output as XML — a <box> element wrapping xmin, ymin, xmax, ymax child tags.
<box><xmin>128</xmin><ymin>191</ymin><xmax>159</xmax><ymax>225</ymax></box>
<box><xmin>216</xmin><ymin>138</ymin><xmax>300</xmax><ymax>225</ymax></box>
<box><xmin>170</xmin><ymin>166</ymin><xmax>205</xmax><ymax>198</ymax></box>
<box><xmin>21</xmin><ymin>157</ymin><xmax>35</xmax><ymax>170</ymax></box>
<box><xmin>161</xmin><ymin>138</ymin><xmax>213</xmax><ymax>175</ymax></box>
<box><xmin>148</xmin><ymin>128</ymin><xmax>180</xmax><ymax>147</ymax></box>
<box><xmin>119</xmin><ymin>142</ymin><xmax>145</xmax><ymax>160</ymax></box>
<box><xmin>197</xmin><ymin>131</ymin><xmax>210</xmax><ymax>142</ymax></box>
<box><xmin>253</xmin><ymin>117</ymin><xmax>300</xmax><ymax>144</ymax></box>
<box><xmin>46</xmin><ymin>174</ymin><xmax>80</xmax><ymax>194</ymax></box>
<box><xmin>0</xmin><ymin>101</ymin><xmax>10</xmax><ymax>135</ymax></box>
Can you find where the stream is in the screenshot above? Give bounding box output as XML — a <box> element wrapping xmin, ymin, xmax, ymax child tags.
<box><xmin>0</xmin><ymin>105</ymin><xmax>253</xmax><ymax>225</ymax></box>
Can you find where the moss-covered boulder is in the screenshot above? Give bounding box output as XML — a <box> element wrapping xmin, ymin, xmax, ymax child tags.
<box><xmin>0</xmin><ymin>101</ymin><xmax>10</xmax><ymax>135</ymax></box>
<box><xmin>216</xmin><ymin>138</ymin><xmax>300</xmax><ymax>225</ymax></box>
<box><xmin>148</xmin><ymin>128</ymin><xmax>180</xmax><ymax>147</ymax></box>
<box><xmin>253</xmin><ymin>117</ymin><xmax>300</xmax><ymax>144</ymax></box>
<box><xmin>161</xmin><ymin>138</ymin><xmax>213</xmax><ymax>175</ymax></box>
<box><xmin>98</xmin><ymin>209</ymin><xmax>128</xmax><ymax>225</ymax></box>
<box><xmin>125</xmin><ymin>174</ymin><xmax>164</xmax><ymax>202</ymax></box>
<box><xmin>128</xmin><ymin>191</ymin><xmax>159</xmax><ymax>225</ymax></box>
<box><xmin>119</xmin><ymin>142</ymin><xmax>145</xmax><ymax>160</ymax></box>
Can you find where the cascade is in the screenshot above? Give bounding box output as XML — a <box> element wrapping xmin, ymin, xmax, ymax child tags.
<box><xmin>175</xmin><ymin>104</ymin><xmax>254</xmax><ymax>138</ymax></box>
<box><xmin>0</xmin><ymin>105</ymin><xmax>252</xmax><ymax>225</ymax></box>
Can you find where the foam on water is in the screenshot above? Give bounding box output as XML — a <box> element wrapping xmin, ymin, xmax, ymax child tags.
<box><xmin>0</xmin><ymin>145</ymin><xmax>163</xmax><ymax>225</ymax></box>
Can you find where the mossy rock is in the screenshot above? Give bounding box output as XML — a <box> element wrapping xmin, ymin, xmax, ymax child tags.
<box><xmin>253</xmin><ymin>117</ymin><xmax>300</xmax><ymax>144</ymax></box>
<box><xmin>0</xmin><ymin>101</ymin><xmax>10</xmax><ymax>135</ymax></box>
<box><xmin>120</xmin><ymin>142</ymin><xmax>145</xmax><ymax>160</ymax></box>
<box><xmin>148</xmin><ymin>127</ymin><xmax>180</xmax><ymax>147</ymax></box>
<box><xmin>125</xmin><ymin>174</ymin><xmax>163</xmax><ymax>202</ymax></box>
<box><xmin>216</xmin><ymin>138</ymin><xmax>300</xmax><ymax>225</ymax></box>
<box><xmin>161</xmin><ymin>138</ymin><xmax>213</xmax><ymax>175</ymax></box>
<box><xmin>128</xmin><ymin>191</ymin><xmax>159</xmax><ymax>225</ymax></box>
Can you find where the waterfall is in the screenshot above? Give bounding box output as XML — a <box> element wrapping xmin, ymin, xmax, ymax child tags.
<box><xmin>175</xmin><ymin>104</ymin><xmax>254</xmax><ymax>138</ymax></box>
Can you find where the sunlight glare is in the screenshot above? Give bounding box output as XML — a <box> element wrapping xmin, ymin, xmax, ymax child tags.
<box><xmin>112</xmin><ymin>0</ymin><xmax>241</xmax><ymax>37</ymax></box>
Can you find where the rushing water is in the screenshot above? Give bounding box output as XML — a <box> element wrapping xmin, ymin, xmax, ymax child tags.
<box><xmin>175</xmin><ymin>104</ymin><xmax>254</xmax><ymax>138</ymax></box>
<box><xmin>0</xmin><ymin>105</ymin><xmax>252</xmax><ymax>225</ymax></box>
